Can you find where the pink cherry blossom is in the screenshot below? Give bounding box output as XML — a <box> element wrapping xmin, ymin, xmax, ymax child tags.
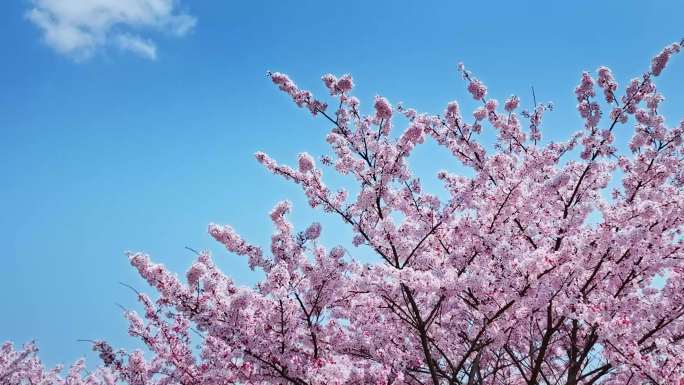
<box><xmin>467</xmin><ymin>78</ymin><xmax>487</xmax><ymax>100</ymax></box>
<box><xmin>651</xmin><ymin>40</ymin><xmax>682</xmax><ymax>76</ymax></box>
<box><xmin>374</xmin><ymin>96</ymin><xmax>392</xmax><ymax>120</ymax></box>
<box><xmin>298</xmin><ymin>152</ymin><xmax>315</xmax><ymax>173</ymax></box>
<box><xmin>322</xmin><ymin>73</ymin><xmax>354</xmax><ymax>95</ymax></box>
<box><xmin>597</xmin><ymin>66</ymin><xmax>618</xmax><ymax>103</ymax></box>
<box><xmin>304</xmin><ymin>222</ymin><xmax>321</xmax><ymax>240</ymax></box>
<box><xmin>504</xmin><ymin>95</ymin><xmax>520</xmax><ymax>112</ymax></box>
<box><xmin>575</xmin><ymin>71</ymin><xmax>595</xmax><ymax>101</ymax></box>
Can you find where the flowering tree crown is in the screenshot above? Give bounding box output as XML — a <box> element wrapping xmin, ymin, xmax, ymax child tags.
<box><xmin>3</xmin><ymin>40</ymin><xmax>684</xmax><ymax>385</ymax></box>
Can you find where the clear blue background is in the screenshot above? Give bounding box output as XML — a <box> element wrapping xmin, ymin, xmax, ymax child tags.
<box><xmin>1</xmin><ymin>0</ymin><xmax>683</xmax><ymax>368</ymax></box>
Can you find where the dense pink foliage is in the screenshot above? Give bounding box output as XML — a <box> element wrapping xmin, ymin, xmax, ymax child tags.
<box><xmin>0</xmin><ymin>342</ymin><xmax>115</xmax><ymax>385</ymax></box>
<box><xmin>4</xmin><ymin>40</ymin><xmax>684</xmax><ymax>385</ymax></box>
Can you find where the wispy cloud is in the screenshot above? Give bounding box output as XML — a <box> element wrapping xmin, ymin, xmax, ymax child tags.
<box><xmin>116</xmin><ymin>34</ymin><xmax>157</xmax><ymax>60</ymax></box>
<box><xmin>26</xmin><ymin>0</ymin><xmax>196</xmax><ymax>61</ymax></box>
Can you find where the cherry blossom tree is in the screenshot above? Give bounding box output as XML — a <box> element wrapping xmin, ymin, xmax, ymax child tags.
<box><xmin>0</xmin><ymin>341</ymin><xmax>115</xmax><ymax>385</ymax></box>
<box><xmin>4</xmin><ymin>39</ymin><xmax>684</xmax><ymax>385</ymax></box>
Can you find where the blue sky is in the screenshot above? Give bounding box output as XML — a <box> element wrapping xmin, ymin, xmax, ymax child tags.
<box><xmin>1</xmin><ymin>0</ymin><xmax>683</xmax><ymax>368</ymax></box>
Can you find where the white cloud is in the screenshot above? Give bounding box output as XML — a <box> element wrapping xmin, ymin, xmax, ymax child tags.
<box><xmin>26</xmin><ymin>0</ymin><xmax>196</xmax><ymax>61</ymax></box>
<box><xmin>116</xmin><ymin>34</ymin><xmax>157</xmax><ymax>60</ymax></box>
